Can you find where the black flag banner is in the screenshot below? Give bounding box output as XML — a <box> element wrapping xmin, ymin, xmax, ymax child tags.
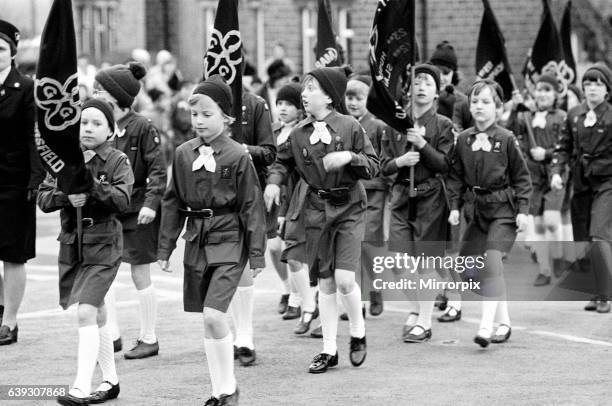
<box><xmin>560</xmin><ymin>0</ymin><xmax>576</xmax><ymax>84</ymax></box>
<box><xmin>203</xmin><ymin>0</ymin><xmax>242</xmax><ymax>138</ymax></box>
<box><xmin>475</xmin><ymin>0</ymin><xmax>513</xmax><ymax>101</ymax></box>
<box><xmin>523</xmin><ymin>0</ymin><xmax>575</xmax><ymax>97</ymax></box>
<box><xmin>34</xmin><ymin>0</ymin><xmax>91</xmax><ymax>193</ymax></box>
<box><xmin>367</xmin><ymin>0</ymin><xmax>416</xmax><ymax>132</ymax></box>
<box><xmin>315</xmin><ymin>0</ymin><xmax>343</xmax><ymax>68</ymax></box>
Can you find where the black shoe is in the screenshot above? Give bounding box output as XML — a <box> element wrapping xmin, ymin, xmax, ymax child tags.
<box><xmin>217</xmin><ymin>387</ymin><xmax>239</xmax><ymax>406</ymax></box>
<box><xmin>434</xmin><ymin>294</ymin><xmax>448</xmax><ymax>311</ymax></box>
<box><xmin>113</xmin><ymin>337</ymin><xmax>122</xmax><ymax>353</ymax></box>
<box><xmin>282</xmin><ymin>306</ymin><xmax>301</xmax><ymax>320</ymax></box>
<box><xmin>596</xmin><ymin>299</ymin><xmax>611</xmax><ymax>313</ymax></box>
<box><xmin>124</xmin><ymin>339</ymin><xmax>159</xmax><ymax>359</ymax></box>
<box><xmin>88</xmin><ymin>381</ymin><xmax>120</xmax><ymax>403</ymax></box>
<box><xmin>403</xmin><ymin>325</ymin><xmax>432</xmax><ymax>343</ymax></box>
<box><xmin>278</xmin><ymin>294</ymin><xmax>289</xmax><ymax>314</ymax></box>
<box><xmin>57</xmin><ymin>390</ymin><xmax>89</xmax><ymax>405</ymax></box>
<box><xmin>294</xmin><ymin>309</ymin><xmax>318</xmax><ymax>335</ymax></box>
<box><xmin>308</xmin><ymin>352</ymin><xmax>338</xmax><ymax>373</ymax></box>
<box><xmin>533</xmin><ymin>273</ymin><xmax>551</xmax><ymax>287</ymax></box>
<box><xmin>349</xmin><ymin>336</ymin><xmax>367</xmax><ymax>366</ymax></box>
<box><xmin>369</xmin><ymin>291</ymin><xmax>383</xmax><ymax>316</ymax></box>
<box><xmin>310</xmin><ymin>324</ymin><xmax>323</xmax><ymax>338</ymax></box>
<box><xmin>0</xmin><ymin>324</ymin><xmax>18</xmax><ymax>345</ymax></box>
<box><xmin>437</xmin><ymin>306</ymin><xmax>461</xmax><ymax>323</ymax></box>
<box><xmin>236</xmin><ymin>346</ymin><xmax>256</xmax><ymax>366</ymax></box>
<box><xmin>474</xmin><ymin>330</ymin><xmax>491</xmax><ymax>348</ymax></box>
<box><xmin>585</xmin><ymin>296</ymin><xmax>599</xmax><ymax>311</ymax></box>
<box><xmin>491</xmin><ymin>325</ymin><xmax>512</xmax><ymax>344</ymax></box>
<box><xmin>204</xmin><ymin>396</ymin><xmax>219</xmax><ymax>406</ymax></box>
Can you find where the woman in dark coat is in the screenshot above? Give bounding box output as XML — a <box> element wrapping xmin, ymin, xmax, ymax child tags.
<box><xmin>0</xmin><ymin>19</ymin><xmax>45</xmax><ymax>346</ymax></box>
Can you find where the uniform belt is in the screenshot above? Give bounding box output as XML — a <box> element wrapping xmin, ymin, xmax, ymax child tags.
<box><xmin>311</xmin><ymin>186</ymin><xmax>351</xmax><ymax>206</ymax></box>
<box><xmin>80</xmin><ymin>216</ymin><xmax>113</xmax><ymax>228</ymax></box>
<box><xmin>179</xmin><ymin>207</ymin><xmax>235</xmax><ymax>219</ymax></box>
<box><xmin>468</xmin><ymin>185</ymin><xmax>507</xmax><ymax>195</ymax></box>
<box><xmin>398</xmin><ymin>178</ymin><xmax>436</xmax><ymax>191</ymax></box>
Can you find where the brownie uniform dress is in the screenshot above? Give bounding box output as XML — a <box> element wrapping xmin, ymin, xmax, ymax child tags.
<box><xmin>37</xmin><ymin>143</ymin><xmax>134</xmax><ymax>309</ymax></box>
<box><xmin>158</xmin><ymin>134</ymin><xmax>267</xmax><ymax>312</ymax></box>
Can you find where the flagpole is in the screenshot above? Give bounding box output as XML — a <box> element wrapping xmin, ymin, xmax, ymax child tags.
<box><xmin>408</xmin><ymin>0</ymin><xmax>417</xmax><ymax>221</ymax></box>
<box><xmin>508</xmin><ymin>74</ymin><xmax>538</xmax><ymax>148</ymax></box>
<box><xmin>76</xmin><ymin>206</ymin><xmax>83</xmax><ymax>262</ymax></box>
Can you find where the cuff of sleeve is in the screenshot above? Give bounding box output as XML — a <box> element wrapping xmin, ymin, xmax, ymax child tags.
<box><xmin>518</xmin><ymin>202</ymin><xmax>529</xmax><ymax>215</ymax></box>
<box><xmin>249</xmin><ymin>256</ymin><xmax>266</xmax><ymax>269</ymax></box>
<box><xmin>157</xmin><ymin>249</ymin><xmax>170</xmax><ymax>261</ymax></box>
<box><xmin>349</xmin><ymin>151</ymin><xmax>362</xmax><ymax>165</ymax></box>
<box><xmin>384</xmin><ymin>159</ymin><xmax>399</xmax><ymax>175</ymax></box>
<box><xmin>144</xmin><ymin>197</ymin><xmax>161</xmax><ymax>211</ymax></box>
<box><xmin>450</xmin><ymin>200</ymin><xmax>460</xmax><ymax>211</ymax></box>
<box><xmin>544</xmin><ymin>149</ymin><xmax>553</xmax><ymax>161</ymax></box>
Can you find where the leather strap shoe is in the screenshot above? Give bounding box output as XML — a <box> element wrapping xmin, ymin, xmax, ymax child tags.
<box><xmin>474</xmin><ymin>328</ymin><xmax>491</xmax><ymax>348</ymax></box>
<box><xmin>596</xmin><ymin>299</ymin><xmax>611</xmax><ymax>313</ymax></box>
<box><xmin>369</xmin><ymin>291</ymin><xmax>383</xmax><ymax>316</ymax></box>
<box><xmin>0</xmin><ymin>324</ymin><xmax>18</xmax><ymax>345</ymax></box>
<box><xmin>584</xmin><ymin>296</ymin><xmax>599</xmax><ymax>311</ymax></box>
<box><xmin>204</xmin><ymin>396</ymin><xmax>219</xmax><ymax>406</ymax></box>
<box><xmin>491</xmin><ymin>324</ymin><xmax>511</xmax><ymax>344</ymax></box>
<box><xmin>403</xmin><ymin>325</ymin><xmax>432</xmax><ymax>343</ymax></box>
<box><xmin>308</xmin><ymin>352</ymin><xmax>338</xmax><ymax>373</ymax></box>
<box><xmin>88</xmin><ymin>381</ymin><xmax>120</xmax><ymax>403</ymax></box>
<box><xmin>310</xmin><ymin>324</ymin><xmax>322</xmax><ymax>338</ymax></box>
<box><xmin>57</xmin><ymin>389</ymin><xmax>89</xmax><ymax>405</ymax></box>
<box><xmin>278</xmin><ymin>294</ymin><xmax>289</xmax><ymax>314</ymax></box>
<box><xmin>349</xmin><ymin>336</ymin><xmax>367</xmax><ymax>366</ymax></box>
<box><xmin>217</xmin><ymin>387</ymin><xmax>239</xmax><ymax>406</ymax></box>
<box><xmin>124</xmin><ymin>339</ymin><xmax>159</xmax><ymax>359</ymax></box>
<box><xmin>437</xmin><ymin>306</ymin><xmax>461</xmax><ymax>323</ymax></box>
<box><xmin>533</xmin><ymin>273</ymin><xmax>551</xmax><ymax>286</ymax></box>
<box><xmin>236</xmin><ymin>346</ymin><xmax>256</xmax><ymax>366</ymax></box>
<box><xmin>294</xmin><ymin>310</ymin><xmax>317</xmax><ymax>335</ymax></box>
<box><xmin>282</xmin><ymin>306</ymin><xmax>301</xmax><ymax>320</ymax></box>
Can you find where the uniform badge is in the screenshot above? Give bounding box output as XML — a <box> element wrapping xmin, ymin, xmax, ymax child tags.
<box><xmin>335</xmin><ymin>142</ymin><xmax>344</xmax><ymax>151</ymax></box>
<box><xmin>493</xmin><ymin>141</ymin><xmax>502</xmax><ymax>152</ymax></box>
<box><xmin>98</xmin><ymin>171</ymin><xmax>108</xmax><ymax>183</ymax></box>
<box><xmin>154</xmin><ymin>136</ymin><xmax>160</xmax><ymax>144</ymax></box>
<box><xmin>335</xmin><ymin>136</ymin><xmax>341</xmax><ymax>142</ymax></box>
<box><xmin>14</xmin><ymin>82</ymin><xmax>20</xmax><ymax>88</ymax></box>
<box><xmin>241</xmin><ymin>105</ymin><xmax>248</xmax><ymax>125</ymax></box>
<box><xmin>302</xmin><ymin>148</ymin><xmax>308</xmax><ymax>158</ymax></box>
<box><xmin>221</xmin><ymin>166</ymin><xmax>232</xmax><ymax>179</ymax></box>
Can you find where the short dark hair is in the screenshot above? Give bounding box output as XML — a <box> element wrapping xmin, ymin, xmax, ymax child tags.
<box><xmin>468</xmin><ymin>79</ymin><xmax>504</xmax><ymax>108</ymax></box>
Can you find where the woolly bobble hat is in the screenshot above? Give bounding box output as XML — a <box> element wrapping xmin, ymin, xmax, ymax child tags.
<box><xmin>82</xmin><ymin>98</ymin><xmax>115</xmax><ymax>132</ymax></box>
<box><xmin>430</xmin><ymin>41</ymin><xmax>458</xmax><ymax>71</ymax></box>
<box><xmin>192</xmin><ymin>74</ymin><xmax>233</xmax><ymax>116</ymax></box>
<box><xmin>307</xmin><ymin>65</ymin><xmax>353</xmax><ymax>114</ymax></box>
<box><xmin>95</xmin><ymin>61</ymin><xmax>147</xmax><ymax>108</ymax></box>
<box><xmin>0</xmin><ymin>19</ymin><xmax>19</xmax><ymax>56</ymax></box>
<box><xmin>414</xmin><ymin>63</ymin><xmax>441</xmax><ymax>92</ymax></box>
<box><xmin>536</xmin><ymin>74</ymin><xmax>560</xmax><ymax>92</ymax></box>
<box><xmin>582</xmin><ymin>62</ymin><xmax>612</xmax><ymax>92</ymax></box>
<box><xmin>276</xmin><ymin>82</ymin><xmax>302</xmax><ymax>109</ymax></box>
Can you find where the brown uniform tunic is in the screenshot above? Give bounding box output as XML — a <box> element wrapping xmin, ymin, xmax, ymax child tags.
<box><xmin>37</xmin><ymin>143</ymin><xmax>133</xmax><ymax>309</ymax></box>
<box><xmin>268</xmin><ymin>110</ymin><xmax>379</xmax><ymax>280</ymax></box>
<box><xmin>158</xmin><ymin>133</ymin><xmax>267</xmax><ymax>312</ymax></box>
<box><xmin>448</xmin><ymin>124</ymin><xmax>532</xmax><ymax>256</ymax></box>
<box><xmin>113</xmin><ymin>110</ymin><xmax>166</xmax><ymax>264</ymax></box>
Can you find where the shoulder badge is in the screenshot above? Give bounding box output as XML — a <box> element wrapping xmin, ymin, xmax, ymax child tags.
<box><xmin>221</xmin><ymin>166</ymin><xmax>232</xmax><ymax>179</ymax></box>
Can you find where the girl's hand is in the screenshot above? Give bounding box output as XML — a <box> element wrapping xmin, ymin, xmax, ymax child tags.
<box><xmin>396</xmin><ymin>151</ymin><xmax>420</xmax><ymax>168</ymax></box>
<box><xmin>323</xmin><ymin>151</ymin><xmax>352</xmax><ymax>172</ymax></box>
<box><xmin>264</xmin><ymin>184</ymin><xmax>281</xmax><ymax>211</ymax></box>
<box><xmin>516</xmin><ymin>213</ymin><xmax>529</xmax><ymax>233</ymax></box>
<box><xmin>448</xmin><ymin>209</ymin><xmax>460</xmax><ymax>226</ymax></box>
<box><xmin>406</xmin><ymin>127</ymin><xmax>427</xmax><ymax>149</ymax></box>
<box><xmin>157</xmin><ymin>259</ymin><xmax>171</xmax><ymax>273</ymax></box>
<box><xmin>68</xmin><ymin>193</ymin><xmax>88</xmax><ymax>207</ymax></box>
<box><xmin>550</xmin><ymin>174</ymin><xmax>564</xmax><ymax>190</ymax></box>
<box><xmin>530</xmin><ymin>147</ymin><xmax>546</xmax><ymax>161</ymax></box>
<box><xmin>138</xmin><ymin>207</ymin><xmax>157</xmax><ymax>224</ymax></box>
<box><xmin>251</xmin><ymin>268</ymin><xmax>263</xmax><ymax>278</ymax></box>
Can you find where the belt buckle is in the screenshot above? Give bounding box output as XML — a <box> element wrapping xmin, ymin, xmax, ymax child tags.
<box><xmin>82</xmin><ymin>217</ymin><xmax>94</xmax><ymax>227</ymax></box>
<box><xmin>201</xmin><ymin>209</ymin><xmax>214</xmax><ymax>219</ymax></box>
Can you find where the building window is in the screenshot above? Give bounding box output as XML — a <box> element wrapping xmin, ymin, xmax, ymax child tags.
<box><xmin>74</xmin><ymin>0</ymin><xmax>118</xmax><ymax>62</ymax></box>
<box><xmin>337</xmin><ymin>8</ymin><xmax>354</xmax><ymax>66</ymax></box>
<box><xmin>301</xmin><ymin>6</ymin><xmax>317</xmax><ymax>73</ymax></box>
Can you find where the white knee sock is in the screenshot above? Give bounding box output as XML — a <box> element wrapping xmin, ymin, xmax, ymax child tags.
<box><xmin>230</xmin><ymin>286</ymin><xmax>254</xmax><ymax>349</ymax></box>
<box><xmin>494</xmin><ymin>300</ymin><xmax>511</xmax><ymax>326</ymax></box>
<box><xmin>293</xmin><ymin>264</ymin><xmax>316</xmax><ymax>313</ymax></box>
<box><xmin>339</xmin><ymin>284</ymin><xmax>365</xmax><ymax>338</ymax></box>
<box><xmin>479</xmin><ymin>301</ymin><xmax>498</xmax><ymax>336</ymax></box>
<box><xmin>97</xmin><ymin>325</ymin><xmax>118</xmax><ymax>385</ymax></box>
<box><xmin>104</xmin><ymin>285</ymin><xmax>121</xmax><ymax>341</ymax></box>
<box><xmin>73</xmin><ymin>325</ymin><xmax>99</xmax><ymax>396</ymax></box>
<box><xmin>318</xmin><ymin>291</ymin><xmax>338</xmax><ymax>355</ymax></box>
<box><xmin>137</xmin><ymin>286</ymin><xmax>157</xmax><ymax>344</ymax></box>
<box><xmin>204</xmin><ymin>333</ymin><xmax>236</xmax><ymax>398</ymax></box>
<box><xmin>281</xmin><ymin>277</ymin><xmax>291</xmax><ymax>295</ymax></box>
<box><xmin>288</xmin><ymin>277</ymin><xmax>302</xmax><ymax>308</ymax></box>
<box><xmin>416</xmin><ymin>290</ymin><xmax>435</xmax><ymax>330</ymax></box>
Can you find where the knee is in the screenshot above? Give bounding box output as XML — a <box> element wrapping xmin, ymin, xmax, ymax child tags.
<box><xmin>335</xmin><ymin>276</ymin><xmax>356</xmax><ymax>295</ymax></box>
<box><xmin>318</xmin><ymin>277</ymin><xmax>335</xmax><ymax>294</ymax></box>
<box><xmin>288</xmin><ymin>260</ymin><xmax>303</xmax><ymax>273</ymax></box>
<box><xmin>77</xmin><ymin>305</ymin><xmax>98</xmax><ymax>326</ymax></box>
<box><xmin>203</xmin><ymin>309</ymin><xmax>226</xmax><ymax>334</ymax></box>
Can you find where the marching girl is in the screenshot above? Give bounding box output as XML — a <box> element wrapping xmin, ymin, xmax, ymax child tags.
<box><xmin>447</xmin><ymin>79</ymin><xmax>532</xmax><ymax>347</ymax></box>
<box><xmin>157</xmin><ymin>75</ymin><xmax>266</xmax><ymax>405</ymax></box>
<box><xmin>38</xmin><ymin>99</ymin><xmax>133</xmax><ymax>404</ymax></box>
<box><xmin>507</xmin><ymin>74</ymin><xmax>567</xmax><ymax>286</ymax></box>
<box><xmin>380</xmin><ymin>64</ymin><xmax>454</xmax><ymax>342</ymax></box>
<box><xmin>265</xmin><ymin>66</ymin><xmax>378</xmax><ymax>373</ymax></box>
<box><xmin>266</xmin><ymin>81</ymin><xmax>319</xmax><ymax>333</ymax></box>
